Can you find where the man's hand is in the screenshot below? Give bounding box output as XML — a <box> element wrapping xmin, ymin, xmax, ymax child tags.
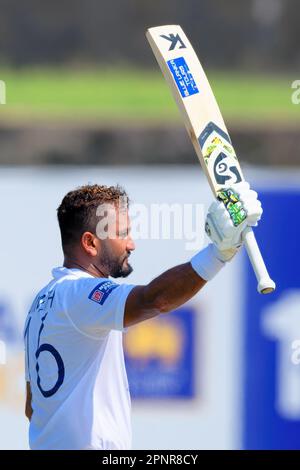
<box><xmin>205</xmin><ymin>182</ymin><xmax>263</xmax><ymax>262</ymax></box>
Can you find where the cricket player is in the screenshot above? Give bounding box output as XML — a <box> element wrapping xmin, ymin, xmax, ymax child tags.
<box><xmin>24</xmin><ymin>182</ymin><xmax>262</xmax><ymax>450</ymax></box>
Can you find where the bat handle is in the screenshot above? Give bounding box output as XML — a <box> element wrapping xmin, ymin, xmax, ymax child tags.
<box><xmin>243</xmin><ymin>227</ymin><xmax>276</xmax><ymax>294</ymax></box>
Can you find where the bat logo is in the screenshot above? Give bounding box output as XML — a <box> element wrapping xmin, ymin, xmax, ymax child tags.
<box><xmin>160</xmin><ymin>33</ymin><xmax>186</xmax><ymax>51</ymax></box>
<box><xmin>213</xmin><ymin>153</ymin><xmax>242</xmax><ymax>185</ymax></box>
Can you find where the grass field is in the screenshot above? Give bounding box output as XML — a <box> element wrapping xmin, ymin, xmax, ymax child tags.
<box><xmin>0</xmin><ymin>68</ymin><xmax>298</xmax><ymax>125</ymax></box>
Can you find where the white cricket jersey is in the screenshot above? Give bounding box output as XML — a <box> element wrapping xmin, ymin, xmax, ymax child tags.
<box><xmin>23</xmin><ymin>267</ymin><xmax>135</xmax><ymax>450</ymax></box>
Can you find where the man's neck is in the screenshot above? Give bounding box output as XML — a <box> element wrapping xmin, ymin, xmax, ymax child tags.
<box><xmin>63</xmin><ymin>258</ymin><xmax>108</xmax><ymax>278</ymax></box>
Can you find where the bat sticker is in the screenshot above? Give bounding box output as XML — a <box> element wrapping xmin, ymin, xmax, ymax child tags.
<box><xmin>213</xmin><ymin>152</ymin><xmax>242</xmax><ymax>185</ymax></box>
<box><xmin>167</xmin><ymin>57</ymin><xmax>199</xmax><ymax>98</ymax></box>
<box><xmin>199</xmin><ymin>122</ymin><xmax>242</xmax><ymax>186</ymax></box>
<box><xmin>160</xmin><ymin>33</ymin><xmax>186</xmax><ymax>51</ymax></box>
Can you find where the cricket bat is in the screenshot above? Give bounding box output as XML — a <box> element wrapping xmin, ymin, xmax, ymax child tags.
<box><xmin>146</xmin><ymin>25</ymin><xmax>275</xmax><ymax>294</ymax></box>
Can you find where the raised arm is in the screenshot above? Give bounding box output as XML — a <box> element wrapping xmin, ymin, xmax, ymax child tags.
<box><xmin>124</xmin><ymin>262</ymin><xmax>206</xmax><ymax>327</ymax></box>
<box><xmin>124</xmin><ymin>182</ymin><xmax>263</xmax><ymax>328</ymax></box>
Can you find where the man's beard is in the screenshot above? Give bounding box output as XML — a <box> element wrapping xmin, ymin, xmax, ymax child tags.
<box><xmin>110</xmin><ymin>255</ymin><xmax>133</xmax><ymax>278</ymax></box>
<box><xmin>101</xmin><ymin>245</ymin><xmax>133</xmax><ymax>278</ymax></box>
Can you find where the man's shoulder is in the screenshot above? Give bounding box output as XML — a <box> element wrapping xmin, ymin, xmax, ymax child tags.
<box><xmin>55</xmin><ymin>273</ymin><xmax>117</xmax><ymax>290</ymax></box>
<box><xmin>53</xmin><ymin>272</ymin><xmax>121</xmax><ymax>304</ymax></box>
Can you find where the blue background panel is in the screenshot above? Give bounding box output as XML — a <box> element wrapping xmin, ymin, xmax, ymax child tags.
<box><xmin>243</xmin><ymin>190</ymin><xmax>300</xmax><ymax>449</ymax></box>
<box><xmin>124</xmin><ymin>306</ymin><xmax>196</xmax><ymax>399</ymax></box>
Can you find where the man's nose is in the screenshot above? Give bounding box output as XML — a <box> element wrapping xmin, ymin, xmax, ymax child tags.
<box><xmin>126</xmin><ymin>236</ymin><xmax>135</xmax><ymax>251</ymax></box>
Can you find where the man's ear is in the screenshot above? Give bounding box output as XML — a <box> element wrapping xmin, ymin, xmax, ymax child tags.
<box><xmin>81</xmin><ymin>232</ymin><xmax>98</xmax><ymax>256</ymax></box>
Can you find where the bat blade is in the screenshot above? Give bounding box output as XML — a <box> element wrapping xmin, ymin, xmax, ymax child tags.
<box><xmin>146</xmin><ymin>25</ymin><xmax>275</xmax><ymax>294</ymax></box>
<box><xmin>146</xmin><ymin>25</ymin><xmax>243</xmax><ymax>195</ymax></box>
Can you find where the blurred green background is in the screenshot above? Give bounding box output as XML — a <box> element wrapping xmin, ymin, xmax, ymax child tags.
<box><xmin>0</xmin><ymin>68</ymin><xmax>296</xmax><ymax>124</ymax></box>
<box><xmin>0</xmin><ymin>0</ymin><xmax>299</xmax><ymax>164</ymax></box>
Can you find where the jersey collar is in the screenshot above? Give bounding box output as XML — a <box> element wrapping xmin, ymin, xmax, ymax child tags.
<box><xmin>52</xmin><ymin>266</ymin><xmax>94</xmax><ymax>280</ymax></box>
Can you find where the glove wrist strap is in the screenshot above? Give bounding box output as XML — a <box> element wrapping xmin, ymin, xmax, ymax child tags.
<box><xmin>190</xmin><ymin>244</ymin><xmax>225</xmax><ymax>281</ymax></box>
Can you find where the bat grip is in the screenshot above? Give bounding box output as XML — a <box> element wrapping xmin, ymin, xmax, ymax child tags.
<box><xmin>243</xmin><ymin>227</ymin><xmax>276</xmax><ymax>294</ymax></box>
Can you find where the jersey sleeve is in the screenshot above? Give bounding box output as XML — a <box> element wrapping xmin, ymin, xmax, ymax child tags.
<box><xmin>62</xmin><ymin>278</ymin><xmax>135</xmax><ymax>337</ymax></box>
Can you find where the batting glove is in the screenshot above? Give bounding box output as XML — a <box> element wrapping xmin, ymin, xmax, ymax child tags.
<box><xmin>205</xmin><ymin>181</ymin><xmax>263</xmax><ymax>262</ymax></box>
<box><xmin>190</xmin><ymin>182</ymin><xmax>263</xmax><ymax>281</ymax></box>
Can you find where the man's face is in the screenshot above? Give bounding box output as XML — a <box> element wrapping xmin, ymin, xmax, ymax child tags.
<box><xmin>96</xmin><ymin>203</ymin><xmax>135</xmax><ymax>278</ymax></box>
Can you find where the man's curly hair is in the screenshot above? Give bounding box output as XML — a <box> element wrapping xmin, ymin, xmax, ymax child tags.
<box><xmin>57</xmin><ymin>184</ymin><xmax>128</xmax><ymax>252</ymax></box>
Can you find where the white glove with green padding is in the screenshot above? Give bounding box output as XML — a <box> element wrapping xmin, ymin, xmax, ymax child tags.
<box><xmin>191</xmin><ymin>182</ymin><xmax>263</xmax><ymax>280</ymax></box>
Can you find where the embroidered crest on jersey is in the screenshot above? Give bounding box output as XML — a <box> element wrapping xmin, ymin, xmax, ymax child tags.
<box><xmin>88</xmin><ymin>281</ymin><xmax>118</xmax><ymax>305</ymax></box>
